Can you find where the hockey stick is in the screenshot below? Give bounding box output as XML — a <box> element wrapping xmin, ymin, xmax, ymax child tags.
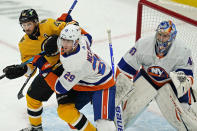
<box><xmin>0</xmin><ymin>57</ymin><xmax>35</xmax><ymax>80</ymax></box>
<box><xmin>107</xmin><ymin>29</ymin><xmax>124</xmax><ymax>131</ymax></box>
<box><xmin>67</xmin><ymin>0</ymin><xmax>78</xmax><ymax>16</ymax></box>
<box><xmin>17</xmin><ymin>67</ymin><xmax>37</xmax><ymax>100</ymax></box>
<box><xmin>107</xmin><ymin>29</ymin><xmax>115</xmax><ymax>75</ymax></box>
<box><xmin>0</xmin><ymin>51</ymin><xmax>45</xmax><ymax>80</ymax></box>
<box><xmin>190</xmin><ymin>88</ymin><xmax>196</xmax><ymax>102</ymax></box>
<box><xmin>17</xmin><ymin>52</ymin><xmax>46</xmax><ymax>100</ymax></box>
<box><xmin>0</xmin><ymin>74</ymin><xmax>6</xmax><ymax>80</ymax></box>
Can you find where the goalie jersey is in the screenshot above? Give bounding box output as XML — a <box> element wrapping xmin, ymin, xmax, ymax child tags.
<box><xmin>46</xmin><ymin>36</ymin><xmax>115</xmax><ymax>93</ymax></box>
<box><xmin>116</xmin><ymin>35</ymin><xmax>194</xmax><ymax>104</ymax></box>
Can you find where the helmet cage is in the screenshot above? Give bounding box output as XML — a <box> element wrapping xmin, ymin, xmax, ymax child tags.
<box><xmin>155</xmin><ymin>20</ymin><xmax>177</xmax><ymax>55</ymax></box>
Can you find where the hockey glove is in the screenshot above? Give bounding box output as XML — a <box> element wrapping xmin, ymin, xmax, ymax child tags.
<box><xmin>43</xmin><ymin>35</ymin><xmax>59</xmax><ymax>57</ymax></box>
<box><xmin>170</xmin><ymin>71</ymin><xmax>193</xmax><ymax>98</ymax></box>
<box><xmin>32</xmin><ymin>55</ymin><xmax>52</xmax><ymax>75</ymax></box>
<box><xmin>57</xmin><ymin>13</ymin><xmax>73</xmax><ymax>22</ymax></box>
<box><xmin>177</xmin><ymin>71</ymin><xmax>187</xmax><ymax>82</ymax></box>
<box><xmin>3</xmin><ymin>64</ymin><xmax>27</xmax><ymax>79</ymax></box>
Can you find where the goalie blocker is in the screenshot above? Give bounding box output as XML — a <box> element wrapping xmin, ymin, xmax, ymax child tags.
<box><xmin>115</xmin><ymin>68</ymin><xmax>197</xmax><ymax>130</ymax></box>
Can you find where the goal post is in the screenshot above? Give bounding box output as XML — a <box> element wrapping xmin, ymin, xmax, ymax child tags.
<box><xmin>135</xmin><ymin>0</ymin><xmax>197</xmax><ymax>92</ymax></box>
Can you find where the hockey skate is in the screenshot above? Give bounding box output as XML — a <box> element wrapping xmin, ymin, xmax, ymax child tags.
<box><xmin>19</xmin><ymin>126</ymin><xmax>43</xmax><ymax>131</ymax></box>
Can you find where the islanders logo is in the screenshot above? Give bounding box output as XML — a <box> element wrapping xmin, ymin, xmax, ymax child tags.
<box><xmin>147</xmin><ymin>66</ymin><xmax>169</xmax><ymax>81</ymax></box>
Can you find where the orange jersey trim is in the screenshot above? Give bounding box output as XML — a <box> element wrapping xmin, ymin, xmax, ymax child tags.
<box><xmin>115</xmin><ymin>67</ymin><xmax>133</xmax><ymax>79</ymax></box>
<box><xmin>188</xmin><ymin>89</ymin><xmax>191</xmax><ymax>105</ymax></box>
<box><xmin>81</xmin><ymin>28</ymin><xmax>88</xmax><ymax>35</ymax></box>
<box><xmin>45</xmin><ymin>72</ymin><xmax>58</xmax><ymax>91</ymax></box>
<box><xmin>73</xmin><ymin>77</ymin><xmax>115</xmax><ymax>91</ymax></box>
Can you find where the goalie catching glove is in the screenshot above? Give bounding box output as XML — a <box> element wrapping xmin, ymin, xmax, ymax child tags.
<box><xmin>170</xmin><ymin>71</ymin><xmax>193</xmax><ymax>98</ymax></box>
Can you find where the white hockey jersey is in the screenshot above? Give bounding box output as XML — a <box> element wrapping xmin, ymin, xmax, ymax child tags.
<box><xmin>117</xmin><ymin>35</ymin><xmax>194</xmax><ymax>83</ymax></box>
<box><xmin>48</xmin><ymin>36</ymin><xmax>115</xmax><ymax>94</ymax></box>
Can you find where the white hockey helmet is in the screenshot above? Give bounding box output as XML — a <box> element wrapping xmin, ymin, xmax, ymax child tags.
<box><xmin>60</xmin><ymin>24</ymin><xmax>81</xmax><ymax>49</ymax></box>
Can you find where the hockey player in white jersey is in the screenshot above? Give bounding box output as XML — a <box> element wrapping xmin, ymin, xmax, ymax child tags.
<box><xmin>115</xmin><ymin>20</ymin><xmax>197</xmax><ymax>130</ymax></box>
<box><xmin>32</xmin><ymin>24</ymin><xmax>116</xmax><ymax>131</ymax></box>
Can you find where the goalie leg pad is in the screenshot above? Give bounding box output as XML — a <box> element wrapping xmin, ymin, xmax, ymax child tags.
<box><xmin>155</xmin><ymin>83</ymin><xmax>197</xmax><ymax>130</ymax></box>
<box><xmin>96</xmin><ymin>119</ymin><xmax>116</xmax><ymax>131</ymax></box>
<box><xmin>115</xmin><ymin>73</ymin><xmax>134</xmax><ymax>106</ymax></box>
<box><xmin>121</xmin><ymin>70</ymin><xmax>158</xmax><ymax>127</ymax></box>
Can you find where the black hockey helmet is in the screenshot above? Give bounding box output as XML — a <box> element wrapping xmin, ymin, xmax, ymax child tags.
<box><xmin>19</xmin><ymin>9</ymin><xmax>39</xmax><ymax>24</ymax></box>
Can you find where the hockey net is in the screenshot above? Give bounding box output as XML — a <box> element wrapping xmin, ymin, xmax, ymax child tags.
<box><xmin>136</xmin><ymin>0</ymin><xmax>197</xmax><ymax>89</ymax></box>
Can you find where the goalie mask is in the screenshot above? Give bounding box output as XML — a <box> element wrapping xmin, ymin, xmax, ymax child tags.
<box><xmin>155</xmin><ymin>20</ymin><xmax>177</xmax><ymax>56</ymax></box>
<box><xmin>59</xmin><ymin>24</ymin><xmax>81</xmax><ymax>54</ymax></box>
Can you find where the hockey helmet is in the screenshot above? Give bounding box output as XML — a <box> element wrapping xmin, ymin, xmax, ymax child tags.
<box><xmin>19</xmin><ymin>9</ymin><xmax>39</xmax><ymax>24</ymax></box>
<box><xmin>60</xmin><ymin>24</ymin><xmax>81</xmax><ymax>49</ymax></box>
<box><xmin>155</xmin><ymin>20</ymin><xmax>177</xmax><ymax>55</ymax></box>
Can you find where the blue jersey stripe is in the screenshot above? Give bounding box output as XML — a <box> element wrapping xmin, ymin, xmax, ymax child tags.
<box><xmin>118</xmin><ymin>58</ymin><xmax>137</xmax><ymax>75</ymax></box>
<box><xmin>55</xmin><ymin>81</ymin><xmax>68</xmax><ymax>94</ymax></box>
<box><xmin>84</xmin><ymin>34</ymin><xmax>92</xmax><ymax>47</ymax></box>
<box><xmin>175</xmin><ymin>69</ymin><xmax>193</xmax><ymax>77</ymax></box>
<box><xmin>79</xmin><ymin>70</ymin><xmax>112</xmax><ymax>86</ymax></box>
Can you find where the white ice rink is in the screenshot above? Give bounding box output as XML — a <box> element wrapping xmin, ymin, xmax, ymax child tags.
<box><xmin>0</xmin><ymin>0</ymin><xmax>175</xmax><ymax>130</ymax></box>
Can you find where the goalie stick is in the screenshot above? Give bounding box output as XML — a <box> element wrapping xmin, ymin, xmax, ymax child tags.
<box><xmin>107</xmin><ymin>29</ymin><xmax>124</xmax><ymax>131</ymax></box>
